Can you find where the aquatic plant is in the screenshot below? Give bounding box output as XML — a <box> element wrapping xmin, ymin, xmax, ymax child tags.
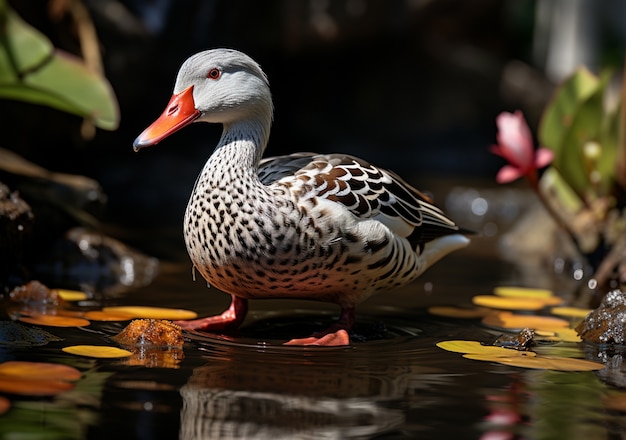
<box><xmin>492</xmin><ymin>67</ymin><xmax>626</xmax><ymax>289</ymax></box>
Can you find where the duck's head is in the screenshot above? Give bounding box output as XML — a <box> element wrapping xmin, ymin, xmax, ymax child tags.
<box><xmin>133</xmin><ymin>49</ymin><xmax>273</xmax><ymax>151</ymax></box>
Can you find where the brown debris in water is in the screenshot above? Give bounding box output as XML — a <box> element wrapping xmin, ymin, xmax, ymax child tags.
<box><xmin>576</xmin><ymin>289</ymin><xmax>626</xmax><ymax>344</ymax></box>
<box><xmin>112</xmin><ymin>319</ymin><xmax>183</xmax><ymax>347</ymax></box>
<box><xmin>111</xmin><ymin>319</ymin><xmax>184</xmax><ymax>368</ymax></box>
<box><xmin>9</xmin><ymin>280</ymin><xmax>63</xmax><ymax>306</ymax></box>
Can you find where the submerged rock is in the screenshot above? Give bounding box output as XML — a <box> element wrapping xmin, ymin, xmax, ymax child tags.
<box><xmin>576</xmin><ymin>289</ymin><xmax>626</xmax><ymax>344</ymax></box>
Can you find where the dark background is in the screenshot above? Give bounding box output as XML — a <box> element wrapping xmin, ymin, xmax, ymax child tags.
<box><xmin>3</xmin><ymin>0</ymin><xmax>625</xmax><ymax>242</ymax></box>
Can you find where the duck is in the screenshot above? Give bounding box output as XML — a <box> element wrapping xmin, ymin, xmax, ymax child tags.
<box><xmin>133</xmin><ymin>49</ymin><xmax>469</xmax><ymax>346</ymax></box>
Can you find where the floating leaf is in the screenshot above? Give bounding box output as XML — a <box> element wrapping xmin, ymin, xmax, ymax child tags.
<box><xmin>465</xmin><ymin>354</ymin><xmax>604</xmax><ymax>371</ymax></box>
<box><xmin>0</xmin><ymin>361</ymin><xmax>81</xmax><ymax>381</ymax></box>
<box><xmin>494</xmin><ymin>286</ymin><xmax>554</xmax><ymax>299</ymax></box>
<box><xmin>535</xmin><ymin>330</ymin><xmax>557</xmax><ymax>337</ymax></box>
<box><xmin>436</xmin><ymin>340</ymin><xmax>535</xmax><ymax>357</ymax></box>
<box><xmin>473</xmin><ymin>295</ymin><xmax>559</xmax><ymax>311</ymax></box>
<box><xmin>62</xmin><ymin>345</ymin><xmax>132</xmax><ymax>358</ymax></box>
<box><xmin>84</xmin><ymin>310</ymin><xmax>133</xmax><ymax>321</ymax></box>
<box><xmin>550</xmin><ymin>306</ymin><xmax>592</xmax><ymax>319</ymax></box>
<box><xmin>0</xmin><ymin>361</ymin><xmax>81</xmax><ymax>396</ymax></box>
<box><xmin>482</xmin><ymin>312</ymin><xmax>569</xmax><ymax>331</ymax></box>
<box><xmin>53</xmin><ymin>289</ymin><xmax>88</xmax><ymax>302</ymax></box>
<box><xmin>427</xmin><ymin>306</ymin><xmax>492</xmax><ymax>319</ymax></box>
<box><xmin>555</xmin><ymin>328</ymin><xmax>583</xmax><ymax>343</ymax></box>
<box><xmin>19</xmin><ymin>314</ymin><xmax>90</xmax><ymax>327</ymax></box>
<box><xmin>102</xmin><ymin>306</ymin><xmax>197</xmax><ymax>321</ymax></box>
<box><xmin>533</xmin><ymin>345</ymin><xmax>587</xmax><ymax>358</ymax></box>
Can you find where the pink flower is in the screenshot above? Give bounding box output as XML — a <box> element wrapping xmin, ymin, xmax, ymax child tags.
<box><xmin>491</xmin><ymin>111</ymin><xmax>553</xmax><ymax>185</ymax></box>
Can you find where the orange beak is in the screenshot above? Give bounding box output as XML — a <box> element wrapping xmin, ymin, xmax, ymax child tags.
<box><xmin>133</xmin><ymin>85</ymin><xmax>200</xmax><ymax>151</ymax></box>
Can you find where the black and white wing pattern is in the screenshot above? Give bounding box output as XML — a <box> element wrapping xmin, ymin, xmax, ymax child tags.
<box><xmin>259</xmin><ymin>153</ymin><xmax>461</xmax><ymax>248</ymax></box>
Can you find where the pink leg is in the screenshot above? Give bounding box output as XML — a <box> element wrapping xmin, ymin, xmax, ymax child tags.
<box><xmin>175</xmin><ymin>295</ymin><xmax>248</xmax><ymax>331</ymax></box>
<box><xmin>284</xmin><ymin>307</ymin><xmax>355</xmax><ymax>346</ymax></box>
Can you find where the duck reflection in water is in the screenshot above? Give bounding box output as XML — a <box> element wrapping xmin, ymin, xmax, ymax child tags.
<box><xmin>176</xmin><ymin>343</ymin><xmax>431</xmax><ymax>439</ymax></box>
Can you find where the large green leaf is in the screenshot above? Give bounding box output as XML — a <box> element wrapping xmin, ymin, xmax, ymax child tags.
<box><xmin>0</xmin><ymin>2</ymin><xmax>119</xmax><ymax>130</ymax></box>
<box><xmin>24</xmin><ymin>50</ymin><xmax>119</xmax><ymax>130</ymax></box>
<box><xmin>539</xmin><ymin>68</ymin><xmax>618</xmax><ymax>199</ymax></box>
<box><xmin>557</xmin><ymin>72</ymin><xmax>611</xmax><ymax>198</ymax></box>
<box><xmin>539</xmin><ymin>68</ymin><xmax>598</xmax><ymax>153</ymax></box>
<box><xmin>0</xmin><ymin>7</ymin><xmax>53</xmax><ymax>74</ymax></box>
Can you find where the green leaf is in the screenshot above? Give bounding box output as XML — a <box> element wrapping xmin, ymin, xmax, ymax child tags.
<box><xmin>0</xmin><ymin>3</ymin><xmax>119</xmax><ymax>130</ymax></box>
<box><xmin>539</xmin><ymin>68</ymin><xmax>619</xmax><ymax>199</ymax></box>
<box><xmin>23</xmin><ymin>50</ymin><xmax>119</xmax><ymax>130</ymax></box>
<box><xmin>539</xmin><ymin>67</ymin><xmax>598</xmax><ymax>153</ymax></box>
<box><xmin>558</xmin><ymin>71</ymin><xmax>612</xmax><ymax>198</ymax></box>
<box><xmin>0</xmin><ymin>6</ymin><xmax>53</xmax><ymax>81</ymax></box>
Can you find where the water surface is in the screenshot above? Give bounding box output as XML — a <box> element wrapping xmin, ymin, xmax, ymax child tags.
<box><xmin>1</xmin><ymin>218</ymin><xmax>623</xmax><ymax>439</ymax></box>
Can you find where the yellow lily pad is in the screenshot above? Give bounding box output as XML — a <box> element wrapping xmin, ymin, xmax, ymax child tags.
<box><xmin>436</xmin><ymin>340</ymin><xmax>536</xmax><ymax>357</ymax></box>
<box><xmin>472</xmin><ymin>295</ymin><xmax>556</xmax><ymax>311</ymax></box>
<box><xmin>19</xmin><ymin>314</ymin><xmax>91</xmax><ymax>327</ymax></box>
<box><xmin>465</xmin><ymin>353</ymin><xmax>604</xmax><ymax>371</ymax></box>
<box><xmin>535</xmin><ymin>330</ymin><xmax>557</xmax><ymax>337</ymax></box>
<box><xmin>533</xmin><ymin>345</ymin><xmax>586</xmax><ymax>358</ymax></box>
<box><xmin>427</xmin><ymin>306</ymin><xmax>492</xmax><ymax>319</ymax></box>
<box><xmin>62</xmin><ymin>345</ymin><xmax>133</xmax><ymax>358</ymax></box>
<box><xmin>102</xmin><ymin>306</ymin><xmax>197</xmax><ymax>320</ymax></box>
<box><xmin>53</xmin><ymin>289</ymin><xmax>89</xmax><ymax>301</ymax></box>
<box><xmin>550</xmin><ymin>306</ymin><xmax>592</xmax><ymax>318</ymax></box>
<box><xmin>84</xmin><ymin>310</ymin><xmax>134</xmax><ymax>321</ymax></box>
<box><xmin>494</xmin><ymin>286</ymin><xmax>554</xmax><ymax>299</ymax></box>
<box><xmin>482</xmin><ymin>311</ymin><xmax>569</xmax><ymax>331</ymax></box>
<box><xmin>555</xmin><ymin>328</ymin><xmax>582</xmax><ymax>343</ymax></box>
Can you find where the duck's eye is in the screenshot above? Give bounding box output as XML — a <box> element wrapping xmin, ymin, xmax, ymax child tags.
<box><xmin>207</xmin><ymin>68</ymin><xmax>221</xmax><ymax>80</ymax></box>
